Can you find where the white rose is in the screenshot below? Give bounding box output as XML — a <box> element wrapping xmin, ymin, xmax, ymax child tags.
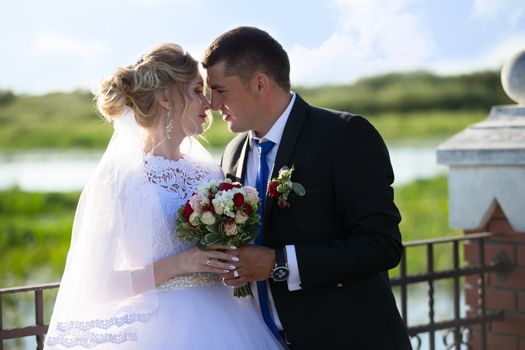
<box><xmin>189</xmin><ymin>212</ymin><xmax>200</xmax><ymax>226</ymax></box>
<box><xmin>234</xmin><ymin>210</ymin><xmax>248</xmax><ymax>224</ymax></box>
<box><xmin>224</xmin><ymin>221</ymin><xmax>238</xmax><ymax>236</ymax></box>
<box><xmin>197</xmin><ymin>193</ymin><xmax>210</xmax><ymax>207</ymax></box>
<box><xmin>215</xmin><ymin>191</ymin><xmax>235</xmax><ymax>218</ymax></box>
<box><xmin>190</xmin><ymin>196</ymin><xmax>205</xmax><ymax>213</ymax></box>
<box><xmin>200</xmin><ymin>211</ymin><xmax>216</xmax><ymax>225</ymax></box>
<box><xmin>212</xmin><ymin>199</ymin><xmax>225</xmax><ymax>215</ymax></box>
<box><xmin>244</xmin><ymin>186</ymin><xmax>260</xmax><ymax>206</ymax></box>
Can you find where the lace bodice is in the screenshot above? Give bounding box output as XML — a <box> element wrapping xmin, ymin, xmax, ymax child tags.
<box><xmin>143</xmin><ymin>153</ymin><xmax>223</xmax><ymax>261</ymax></box>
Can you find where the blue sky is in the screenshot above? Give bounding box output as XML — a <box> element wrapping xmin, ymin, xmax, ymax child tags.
<box><xmin>1</xmin><ymin>0</ymin><xmax>524</xmax><ymax>94</ymax></box>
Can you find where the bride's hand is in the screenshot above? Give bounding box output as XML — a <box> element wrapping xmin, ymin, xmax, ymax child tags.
<box><xmin>172</xmin><ymin>247</ymin><xmax>239</xmax><ymax>275</ymax></box>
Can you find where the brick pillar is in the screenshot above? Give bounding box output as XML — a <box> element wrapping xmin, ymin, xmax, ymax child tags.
<box><xmin>438</xmin><ymin>105</ymin><xmax>525</xmax><ymax>349</ymax></box>
<box><xmin>464</xmin><ymin>203</ymin><xmax>525</xmax><ymax>349</ymax></box>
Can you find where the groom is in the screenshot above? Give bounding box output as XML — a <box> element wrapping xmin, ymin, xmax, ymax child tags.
<box><xmin>203</xmin><ymin>26</ymin><xmax>412</xmax><ymax>349</ymax></box>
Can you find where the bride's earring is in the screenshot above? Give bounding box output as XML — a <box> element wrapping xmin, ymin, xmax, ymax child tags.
<box><xmin>166</xmin><ymin>108</ymin><xmax>173</xmax><ymax>140</ymax></box>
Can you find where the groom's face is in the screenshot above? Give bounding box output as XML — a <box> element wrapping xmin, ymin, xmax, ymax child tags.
<box><xmin>206</xmin><ymin>61</ymin><xmax>258</xmax><ymax>133</ymax></box>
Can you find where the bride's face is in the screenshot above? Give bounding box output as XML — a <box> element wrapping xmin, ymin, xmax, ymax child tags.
<box><xmin>179</xmin><ymin>74</ymin><xmax>210</xmax><ymax>136</ymax></box>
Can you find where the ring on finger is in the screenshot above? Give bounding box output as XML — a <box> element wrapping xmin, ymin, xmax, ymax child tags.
<box><xmin>233</xmin><ymin>269</ymin><xmax>240</xmax><ymax>278</ymax></box>
<box><xmin>206</xmin><ymin>258</ymin><xmax>212</xmax><ymax>266</ymax></box>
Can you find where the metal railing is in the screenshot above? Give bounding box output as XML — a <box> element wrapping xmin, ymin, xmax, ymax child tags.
<box><xmin>390</xmin><ymin>232</ymin><xmax>514</xmax><ymax>349</ymax></box>
<box><xmin>0</xmin><ymin>282</ymin><xmax>59</xmax><ymax>350</ymax></box>
<box><xmin>0</xmin><ymin>232</ymin><xmax>515</xmax><ymax>350</ymax></box>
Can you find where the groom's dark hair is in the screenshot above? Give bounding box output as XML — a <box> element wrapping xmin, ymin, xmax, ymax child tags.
<box><xmin>202</xmin><ymin>26</ymin><xmax>291</xmax><ymax>91</ymax></box>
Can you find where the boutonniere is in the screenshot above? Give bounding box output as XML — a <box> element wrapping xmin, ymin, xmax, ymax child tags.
<box><xmin>267</xmin><ymin>166</ymin><xmax>306</xmax><ymax>208</ymax></box>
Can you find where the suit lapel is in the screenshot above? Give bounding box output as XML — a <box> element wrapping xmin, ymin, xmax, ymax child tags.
<box><xmin>235</xmin><ymin>135</ymin><xmax>250</xmax><ymax>183</ymax></box>
<box><xmin>263</xmin><ymin>95</ymin><xmax>309</xmax><ymax>229</ymax></box>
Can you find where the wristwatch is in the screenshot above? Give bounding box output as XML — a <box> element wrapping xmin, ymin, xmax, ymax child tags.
<box><xmin>271</xmin><ymin>248</ymin><xmax>290</xmax><ymax>282</ymax></box>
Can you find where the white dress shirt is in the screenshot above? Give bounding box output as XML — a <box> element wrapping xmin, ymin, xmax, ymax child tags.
<box><xmin>243</xmin><ymin>93</ymin><xmax>302</xmax><ymax>330</ymax></box>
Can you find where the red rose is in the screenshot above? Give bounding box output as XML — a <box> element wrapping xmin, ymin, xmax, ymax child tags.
<box><xmin>243</xmin><ymin>204</ymin><xmax>253</xmax><ymax>215</ymax></box>
<box><xmin>202</xmin><ymin>204</ymin><xmax>214</xmax><ymax>212</ymax></box>
<box><xmin>232</xmin><ymin>182</ymin><xmax>242</xmax><ymax>189</ymax></box>
<box><xmin>267</xmin><ymin>181</ymin><xmax>280</xmax><ymax>198</ymax></box>
<box><xmin>183</xmin><ymin>202</ymin><xmax>193</xmax><ymax>220</ymax></box>
<box><xmin>233</xmin><ymin>193</ymin><xmax>245</xmax><ymax>207</ymax></box>
<box><xmin>278</xmin><ymin>198</ymin><xmax>288</xmax><ymax>208</ymax></box>
<box><xmin>219</xmin><ymin>182</ymin><xmax>235</xmax><ymax>191</ymax></box>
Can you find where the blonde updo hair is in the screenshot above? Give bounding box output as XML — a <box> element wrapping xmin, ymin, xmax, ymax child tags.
<box><xmin>95</xmin><ymin>43</ymin><xmax>198</xmax><ymax>127</ymax></box>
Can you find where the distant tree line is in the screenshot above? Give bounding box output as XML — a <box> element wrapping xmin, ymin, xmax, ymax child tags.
<box><xmin>295</xmin><ymin>70</ymin><xmax>514</xmax><ymax>115</ymax></box>
<box><xmin>0</xmin><ymin>90</ymin><xmax>16</xmax><ymax>105</ymax></box>
<box><xmin>0</xmin><ymin>70</ymin><xmax>514</xmax><ymax>115</ymax></box>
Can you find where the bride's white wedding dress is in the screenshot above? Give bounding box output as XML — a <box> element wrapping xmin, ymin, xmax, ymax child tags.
<box><xmin>138</xmin><ymin>153</ymin><xmax>283</xmax><ymax>349</ymax></box>
<box><xmin>44</xmin><ymin>110</ymin><xmax>284</xmax><ymax>349</ymax></box>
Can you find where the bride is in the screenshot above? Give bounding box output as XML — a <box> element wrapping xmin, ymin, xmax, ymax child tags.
<box><xmin>44</xmin><ymin>43</ymin><xmax>284</xmax><ymax>349</ymax></box>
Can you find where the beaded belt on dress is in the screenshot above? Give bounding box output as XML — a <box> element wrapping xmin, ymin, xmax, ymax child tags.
<box><xmin>157</xmin><ymin>272</ymin><xmax>222</xmax><ymax>291</ymax></box>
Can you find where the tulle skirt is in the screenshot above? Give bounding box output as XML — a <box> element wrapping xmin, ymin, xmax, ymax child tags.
<box><xmin>138</xmin><ymin>284</ymin><xmax>285</xmax><ymax>349</ymax></box>
<box><xmin>45</xmin><ymin>283</ymin><xmax>285</xmax><ymax>350</ymax></box>
<box><xmin>45</xmin><ymin>283</ymin><xmax>286</xmax><ymax>350</ymax></box>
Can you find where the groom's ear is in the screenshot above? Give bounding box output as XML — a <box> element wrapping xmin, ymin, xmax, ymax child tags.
<box><xmin>252</xmin><ymin>73</ymin><xmax>269</xmax><ymax>96</ymax></box>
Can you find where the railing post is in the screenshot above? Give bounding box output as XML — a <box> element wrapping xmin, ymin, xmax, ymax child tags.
<box><xmin>478</xmin><ymin>238</ymin><xmax>487</xmax><ymax>350</ymax></box>
<box><xmin>452</xmin><ymin>240</ymin><xmax>461</xmax><ymax>349</ymax></box>
<box><xmin>35</xmin><ymin>289</ymin><xmax>44</xmax><ymax>350</ymax></box>
<box><xmin>0</xmin><ymin>294</ymin><xmax>3</xmax><ymax>350</ymax></box>
<box><xmin>427</xmin><ymin>243</ymin><xmax>435</xmax><ymax>350</ymax></box>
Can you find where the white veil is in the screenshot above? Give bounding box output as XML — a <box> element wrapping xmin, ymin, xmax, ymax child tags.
<box><xmin>44</xmin><ymin>108</ymin><xmax>212</xmax><ymax>349</ymax></box>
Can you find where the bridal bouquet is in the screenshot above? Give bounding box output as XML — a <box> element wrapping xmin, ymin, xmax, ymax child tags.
<box><xmin>176</xmin><ymin>178</ymin><xmax>261</xmax><ymax>297</ymax></box>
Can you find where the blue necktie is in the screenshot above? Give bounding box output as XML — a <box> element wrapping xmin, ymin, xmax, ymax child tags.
<box><xmin>254</xmin><ymin>139</ymin><xmax>279</xmax><ymax>337</ymax></box>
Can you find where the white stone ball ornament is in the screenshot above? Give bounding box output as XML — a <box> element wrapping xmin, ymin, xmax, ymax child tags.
<box><xmin>501</xmin><ymin>49</ymin><xmax>525</xmax><ymax>106</ymax></box>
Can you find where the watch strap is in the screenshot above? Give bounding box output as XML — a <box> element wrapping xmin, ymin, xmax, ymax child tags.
<box><xmin>271</xmin><ymin>248</ymin><xmax>289</xmax><ymax>282</ymax></box>
<box><xmin>274</xmin><ymin>248</ymin><xmax>287</xmax><ymax>267</ymax></box>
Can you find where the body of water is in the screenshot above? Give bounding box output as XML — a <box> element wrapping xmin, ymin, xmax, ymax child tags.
<box><xmin>0</xmin><ymin>147</ymin><xmax>446</xmax><ymax>192</ymax></box>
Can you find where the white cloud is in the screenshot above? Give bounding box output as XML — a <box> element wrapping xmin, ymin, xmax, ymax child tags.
<box><xmin>289</xmin><ymin>0</ymin><xmax>434</xmax><ymax>85</ymax></box>
<box><xmin>471</xmin><ymin>0</ymin><xmax>525</xmax><ymax>25</ymax></box>
<box><xmin>429</xmin><ymin>33</ymin><xmax>525</xmax><ymax>76</ymax></box>
<box><xmin>471</xmin><ymin>0</ymin><xmax>506</xmax><ymax>20</ymax></box>
<box><xmin>32</xmin><ymin>33</ymin><xmax>108</xmax><ymax>57</ymax></box>
<box><xmin>19</xmin><ymin>33</ymin><xmax>112</xmax><ymax>94</ymax></box>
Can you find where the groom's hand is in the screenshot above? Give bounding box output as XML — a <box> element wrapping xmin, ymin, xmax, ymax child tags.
<box><xmin>221</xmin><ymin>245</ymin><xmax>276</xmax><ymax>286</ymax></box>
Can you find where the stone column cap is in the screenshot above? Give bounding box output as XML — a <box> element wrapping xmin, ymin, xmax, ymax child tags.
<box><xmin>437</xmin><ymin>105</ymin><xmax>525</xmax><ymax>165</ymax></box>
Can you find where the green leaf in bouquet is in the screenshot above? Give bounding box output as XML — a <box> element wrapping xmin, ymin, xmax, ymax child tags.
<box><xmin>237</xmin><ymin>232</ymin><xmax>250</xmax><ymax>242</ymax></box>
<box><xmin>246</xmin><ymin>214</ymin><xmax>261</xmax><ymax>225</ymax></box>
<box><xmin>202</xmin><ymin>232</ymin><xmax>222</xmax><ymax>246</ymax></box>
<box><xmin>206</xmin><ymin>223</ymin><xmax>219</xmax><ymax>234</ymax></box>
<box><xmin>291</xmin><ymin>182</ymin><xmax>306</xmax><ymax>196</ymax></box>
<box><xmin>176</xmin><ymin>222</ymin><xmax>191</xmax><ymax>233</ymax></box>
<box><xmin>178</xmin><ymin>233</ymin><xmax>193</xmax><ymax>242</ymax></box>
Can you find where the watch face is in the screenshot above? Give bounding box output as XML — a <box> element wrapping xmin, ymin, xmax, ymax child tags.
<box><xmin>272</xmin><ymin>266</ymin><xmax>289</xmax><ymax>282</ymax></box>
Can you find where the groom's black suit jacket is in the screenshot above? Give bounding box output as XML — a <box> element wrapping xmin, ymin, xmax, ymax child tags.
<box><xmin>221</xmin><ymin>95</ymin><xmax>412</xmax><ymax>349</ymax></box>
